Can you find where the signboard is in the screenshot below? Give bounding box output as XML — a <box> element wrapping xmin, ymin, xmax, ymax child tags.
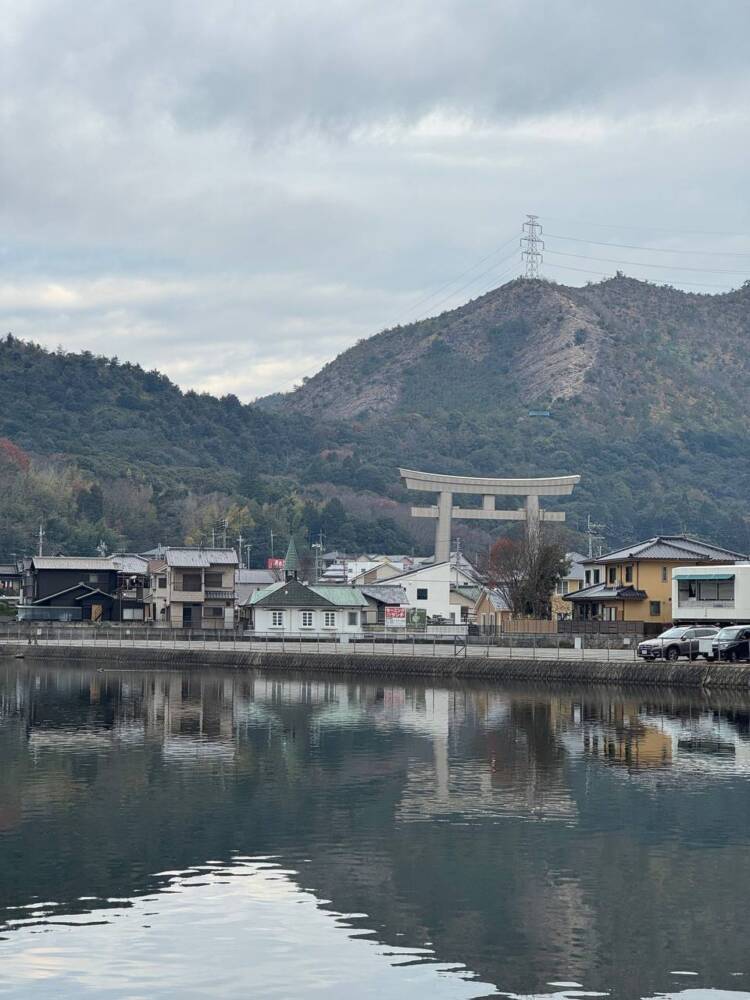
<box><xmin>266</xmin><ymin>558</ymin><xmax>285</xmax><ymax>570</ymax></box>
<box><xmin>384</xmin><ymin>606</ymin><xmax>406</xmax><ymax>628</ymax></box>
<box><xmin>406</xmin><ymin>608</ymin><xmax>427</xmax><ymax>630</ymax></box>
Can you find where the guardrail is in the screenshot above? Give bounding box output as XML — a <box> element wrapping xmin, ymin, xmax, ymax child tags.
<box><xmin>0</xmin><ymin>623</ymin><xmax>660</xmax><ymax>662</ymax></box>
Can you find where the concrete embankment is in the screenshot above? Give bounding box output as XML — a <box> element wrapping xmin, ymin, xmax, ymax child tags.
<box><xmin>4</xmin><ymin>642</ymin><xmax>750</xmax><ymax>689</ymax></box>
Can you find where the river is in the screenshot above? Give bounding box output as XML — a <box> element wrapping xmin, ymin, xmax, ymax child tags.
<box><xmin>1</xmin><ymin>660</ymin><xmax>749</xmax><ymax>998</ymax></box>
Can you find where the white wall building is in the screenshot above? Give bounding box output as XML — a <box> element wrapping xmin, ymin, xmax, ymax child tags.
<box><xmin>387</xmin><ymin>561</ymin><xmax>454</xmax><ymax>622</ymax></box>
<box><xmin>250</xmin><ymin>579</ymin><xmax>370</xmax><ymax>634</ymax></box>
<box><xmin>672</xmin><ymin>563</ymin><xmax>750</xmax><ymax>624</ymax></box>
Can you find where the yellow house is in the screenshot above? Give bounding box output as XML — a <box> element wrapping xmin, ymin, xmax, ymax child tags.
<box><xmin>564</xmin><ymin>535</ymin><xmax>746</xmax><ymax>625</ymax></box>
<box><xmin>551</xmin><ymin>551</ymin><xmax>587</xmax><ymax>619</ymax></box>
<box><xmin>473</xmin><ymin>587</ymin><xmax>512</xmax><ymax>632</ymax></box>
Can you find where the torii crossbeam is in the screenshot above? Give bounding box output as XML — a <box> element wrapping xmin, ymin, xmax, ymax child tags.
<box><xmin>399</xmin><ymin>468</ymin><xmax>581</xmax><ymax>562</ymax></box>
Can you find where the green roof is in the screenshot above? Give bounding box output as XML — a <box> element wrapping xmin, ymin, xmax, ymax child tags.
<box><xmin>284</xmin><ymin>536</ymin><xmax>300</xmax><ymax>573</ymax></box>
<box><xmin>309</xmin><ymin>586</ymin><xmax>369</xmax><ymax>607</ymax></box>
<box><xmin>673</xmin><ymin>572</ymin><xmax>735</xmax><ymax>580</ymax></box>
<box><xmin>249</xmin><ymin>579</ymin><xmax>368</xmax><ymax>608</ymax></box>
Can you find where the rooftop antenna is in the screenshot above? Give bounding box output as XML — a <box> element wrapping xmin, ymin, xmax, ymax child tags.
<box><xmin>521</xmin><ymin>214</ymin><xmax>544</xmax><ymax>279</ymax></box>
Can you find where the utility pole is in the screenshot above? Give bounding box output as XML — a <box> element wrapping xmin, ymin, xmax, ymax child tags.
<box><xmin>236</xmin><ymin>530</ymin><xmax>244</xmax><ymax>565</ymax></box>
<box><xmin>244</xmin><ymin>543</ymin><xmax>252</xmax><ymax>569</ymax></box>
<box><xmin>521</xmin><ymin>214</ymin><xmax>544</xmax><ymax>279</ymax></box>
<box><xmin>586</xmin><ymin>514</ymin><xmax>605</xmax><ymax>560</ymax></box>
<box><xmin>270</xmin><ymin>530</ymin><xmax>275</xmax><ymax>561</ymax></box>
<box><xmin>311</xmin><ymin>530</ymin><xmax>324</xmax><ymax>584</ymax></box>
<box><xmin>37</xmin><ymin>523</ymin><xmax>45</xmax><ymax>557</ymax></box>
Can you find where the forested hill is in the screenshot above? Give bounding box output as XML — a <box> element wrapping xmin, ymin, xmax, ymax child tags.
<box><xmin>0</xmin><ymin>336</ymin><xmax>412</xmax><ymax>558</ymax></box>
<box><xmin>271</xmin><ymin>275</ymin><xmax>750</xmax><ymax>552</ymax></box>
<box><xmin>3</xmin><ymin>274</ymin><xmax>750</xmax><ymax>560</ymax></box>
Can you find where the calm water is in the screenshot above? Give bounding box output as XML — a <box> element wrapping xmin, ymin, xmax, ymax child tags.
<box><xmin>1</xmin><ymin>662</ymin><xmax>750</xmax><ymax>999</ymax></box>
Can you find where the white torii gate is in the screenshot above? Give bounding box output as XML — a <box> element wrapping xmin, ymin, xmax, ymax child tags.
<box><xmin>399</xmin><ymin>468</ymin><xmax>581</xmax><ymax>563</ymax></box>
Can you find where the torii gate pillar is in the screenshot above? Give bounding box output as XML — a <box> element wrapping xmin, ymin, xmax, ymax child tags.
<box><xmin>399</xmin><ymin>469</ymin><xmax>580</xmax><ymax>563</ymax></box>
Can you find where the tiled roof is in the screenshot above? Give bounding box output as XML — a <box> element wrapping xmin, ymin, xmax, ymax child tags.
<box><xmin>360</xmin><ymin>585</ymin><xmax>409</xmax><ymax>605</ymax></box>
<box><xmin>165</xmin><ymin>548</ymin><xmax>238</xmax><ymax>568</ymax></box>
<box><xmin>590</xmin><ymin>535</ymin><xmax>746</xmax><ymax>565</ymax></box>
<box><xmin>482</xmin><ymin>587</ymin><xmax>510</xmax><ymax>612</ymax></box>
<box><xmin>564</xmin><ymin>583</ymin><xmax>647</xmax><ymax>602</ymax></box>
<box><xmin>237</xmin><ymin>569</ymin><xmax>277</xmax><ymax>585</ymax></box>
<box><xmin>31</xmin><ymin>556</ymin><xmax>116</xmax><ymax>571</ymax></box>
<box><xmin>565</xmin><ymin>552</ymin><xmax>587</xmax><ymax>582</ymax></box>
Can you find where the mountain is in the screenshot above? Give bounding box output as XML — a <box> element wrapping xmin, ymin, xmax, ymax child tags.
<box><xmin>2</xmin><ymin>274</ymin><xmax>749</xmax><ymax>561</ymax></box>
<box><xmin>272</xmin><ymin>275</ymin><xmax>750</xmax><ymax>552</ymax></box>
<box><xmin>0</xmin><ymin>337</ymin><xmax>413</xmax><ymax>559</ymax></box>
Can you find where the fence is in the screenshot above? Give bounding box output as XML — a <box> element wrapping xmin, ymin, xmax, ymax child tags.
<box><xmin>0</xmin><ymin>621</ymin><xmax>659</xmax><ymax>662</ymax></box>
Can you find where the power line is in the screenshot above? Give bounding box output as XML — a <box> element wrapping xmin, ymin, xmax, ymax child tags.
<box><xmin>544</xmin><ymin>261</ymin><xmax>737</xmax><ymax>290</ymax></box>
<box><xmin>395</xmin><ymin>233</ymin><xmax>521</xmax><ymax>323</ymax></box>
<box><xmin>546</xmin><ymin>248</ymin><xmax>750</xmax><ymax>277</ymax></box>
<box><xmin>544</xmin><ymin>215</ymin><xmax>750</xmax><ymax>238</ymax></box>
<box><xmin>416</xmin><ymin>251</ymin><xmax>519</xmax><ymax>318</ymax></box>
<box><xmin>546</xmin><ymin>232</ymin><xmax>750</xmax><ymax>259</ymax></box>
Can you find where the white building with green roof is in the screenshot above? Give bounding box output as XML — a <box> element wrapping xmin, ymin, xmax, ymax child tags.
<box><xmin>249</xmin><ymin>578</ymin><xmax>370</xmax><ymax>634</ymax></box>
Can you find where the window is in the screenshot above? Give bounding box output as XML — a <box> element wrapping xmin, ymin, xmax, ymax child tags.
<box><xmin>603</xmin><ymin>607</ymin><xmax>617</xmax><ymax>621</ymax></box>
<box><xmin>678</xmin><ymin>579</ymin><xmax>735</xmax><ymax>603</ymax></box>
<box><xmin>158</xmin><ymin>576</ymin><xmax>167</xmax><ymax>589</ymax></box>
<box><xmin>625</xmin><ymin>565</ymin><xmax>633</xmax><ymax>583</ymax></box>
<box><xmin>301</xmin><ymin>611</ymin><xmax>313</xmax><ymax>628</ymax></box>
<box><xmin>585</xmin><ymin>570</ymin><xmax>591</xmax><ymax>585</ymax></box>
<box><xmin>650</xmin><ymin>601</ymin><xmax>661</xmax><ymax>616</ymax></box>
<box><xmin>205</xmin><ymin>606</ymin><xmax>223</xmax><ymax>617</ymax></box>
<box><xmin>271</xmin><ymin>611</ymin><xmax>284</xmax><ymax>627</ymax></box>
<box><xmin>608</xmin><ymin>567</ymin><xmax>616</xmax><ymax>585</ymax></box>
<box><xmin>661</xmin><ymin>566</ymin><xmax>668</xmax><ymax>582</ymax></box>
<box><xmin>88</xmin><ymin>573</ymin><xmax>99</xmax><ymax>584</ymax></box>
<box><xmin>593</xmin><ymin>569</ymin><xmax>601</xmax><ymax>585</ymax></box>
<box><xmin>416</xmin><ymin>588</ymin><xmax>428</xmax><ymax>600</ymax></box>
<box><xmin>122</xmin><ymin>608</ymin><xmax>144</xmax><ymax>620</ymax></box>
<box><xmin>205</xmin><ymin>572</ymin><xmax>223</xmax><ymax>588</ymax></box>
<box><xmin>348</xmin><ymin>611</ymin><xmax>358</xmax><ymax>626</ymax></box>
<box><xmin>181</xmin><ymin>573</ymin><xmax>202</xmax><ymax>591</ymax></box>
<box><xmin>323</xmin><ymin>611</ymin><xmax>336</xmax><ymax>628</ymax></box>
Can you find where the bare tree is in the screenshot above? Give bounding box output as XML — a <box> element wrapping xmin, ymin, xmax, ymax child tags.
<box><xmin>484</xmin><ymin>530</ymin><xmax>569</xmax><ymax>619</ymax></box>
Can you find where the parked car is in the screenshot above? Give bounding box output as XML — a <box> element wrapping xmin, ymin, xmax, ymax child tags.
<box><xmin>637</xmin><ymin>625</ymin><xmax>719</xmax><ymax>662</ymax></box>
<box><xmin>711</xmin><ymin>625</ymin><xmax>750</xmax><ymax>662</ymax></box>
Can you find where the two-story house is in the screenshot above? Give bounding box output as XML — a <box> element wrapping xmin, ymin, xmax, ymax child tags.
<box><xmin>20</xmin><ymin>556</ymin><xmax>119</xmax><ymax>621</ymax></box>
<box><xmin>563</xmin><ymin>535</ymin><xmax>746</xmax><ymax>625</ymax></box>
<box><xmin>144</xmin><ymin>547</ymin><xmax>238</xmax><ymax>628</ymax></box>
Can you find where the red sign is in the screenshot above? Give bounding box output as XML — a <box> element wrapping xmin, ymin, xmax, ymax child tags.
<box><xmin>384</xmin><ymin>606</ymin><xmax>406</xmax><ymax>627</ymax></box>
<box><xmin>267</xmin><ymin>558</ymin><xmax>285</xmax><ymax>570</ymax></box>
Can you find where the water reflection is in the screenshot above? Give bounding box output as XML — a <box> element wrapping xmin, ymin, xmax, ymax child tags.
<box><xmin>1</xmin><ymin>661</ymin><xmax>750</xmax><ymax>998</ymax></box>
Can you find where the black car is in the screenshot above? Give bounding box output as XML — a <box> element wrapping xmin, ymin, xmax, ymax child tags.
<box><xmin>637</xmin><ymin>626</ymin><xmax>719</xmax><ymax>661</ymax></box>
<box><xmin>711</xmin><ymin>626</ymin><xmax>750</xmax><ymax>662</ymax></box>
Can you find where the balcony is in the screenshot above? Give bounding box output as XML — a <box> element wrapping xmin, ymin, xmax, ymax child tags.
<box><xmin>677</xmin><ymin>598</ymin><xmax>734</xmax><ymax>609</ymax></box>
<box><xmin>205</xmin><ymin>589</ymin><xmax>236</xmax><ymax>600</ymax></box>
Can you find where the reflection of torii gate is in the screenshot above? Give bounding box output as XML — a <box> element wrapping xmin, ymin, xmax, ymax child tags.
<box><xmin>400</xmin><ymin>468</ymin><xmax>581</xmax><ymax>563</ymax></box>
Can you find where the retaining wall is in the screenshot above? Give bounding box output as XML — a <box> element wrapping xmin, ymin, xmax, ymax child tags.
<box><xmin>4</xmin><ymin>643</ymin><xmax>750</xmax><ymax>689</ymax></box>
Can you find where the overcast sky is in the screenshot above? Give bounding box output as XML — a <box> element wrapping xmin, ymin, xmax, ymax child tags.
<box><xmin>2</xmin><ymin>1</ymin><xmax>750</xmax><ymax>400</ymax></box>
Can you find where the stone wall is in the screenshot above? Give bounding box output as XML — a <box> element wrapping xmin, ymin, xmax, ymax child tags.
<box><xmin>5</xmin><ymin>644</ymin><xmax>750</xmax><ymax>690</ymax></box>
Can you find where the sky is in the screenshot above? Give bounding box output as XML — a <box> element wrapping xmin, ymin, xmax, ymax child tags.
<box><xmin>2</xmin><ymin>0</ymin><xmax>750</xmax><ymax>401</ymax></box>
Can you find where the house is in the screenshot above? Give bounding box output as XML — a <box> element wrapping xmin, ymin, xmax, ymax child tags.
<box><xmin>551</xmin><ymin>551</ymin><xmax>587</xmax><ymax>619</ymax></box>
<box><xmin>142</xmin><ymin>547</ymin><xmax>239</xmax><ymax>628</ymax></box>
<box><xmin>473</xmin><ymin>587</ymin><xmax>512</xmax><ymax>632</ymax></box>
<box><xmin>564</xmin><ymin>535</ymin><xmax>747</xmax><ymax>625</ymax></box>
<box><xmin>0</xmin><ymin>563</ymin><xmax>22</xmax><ymax>604</ymax></box>
<box><xmin>450</xmin><ymin>585</ymin><xmax>483</xmax><ymax>624</ymax></box>
<box><xmin>359</xmin><ymin>584</ymin><xmax>409</xmax><ymax>626</ymax></box>
<box><xmin>671</xmin><ymin>562</ymin><xmax>750</xmax><ymax>624</ymax></box>
<box><xmin>386</xmin><ymin>561</ymin><xmax>454</xmax><ymax>622</ymax></box>
<box><xmin>249</xmin><ymin>578</ymin><xmax>369</xmax><ymax>633</ymax></box>
<box><xmin>351</xmin><ymin>558</ymin><xmax>405</xmax><ymax>586</ymax></box>
<box><xmin>19</xmin><ymin>556</ymin><xmax>119</xmax><ymax>622</ymax></box>
<box><xmin>111</xmin><ymin>554</ymin><xmax>150</xmax><ymax>620</ymax></box>
<box><xmin>235</xmin><ymin>568</ymin><xmax>280</xmax><ymax>625</ymax></box>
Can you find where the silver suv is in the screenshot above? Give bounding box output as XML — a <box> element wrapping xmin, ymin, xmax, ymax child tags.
<box><xmin>637</xmin><ymin>626</ymin><xmax>719</xmax><ymax>662</ymax></box>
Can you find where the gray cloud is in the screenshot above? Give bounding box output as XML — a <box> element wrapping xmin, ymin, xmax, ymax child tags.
<box><xmin>2</xmin><ymin>1</ymin><xmax>750</xmax><ymax>399</ymax></box>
